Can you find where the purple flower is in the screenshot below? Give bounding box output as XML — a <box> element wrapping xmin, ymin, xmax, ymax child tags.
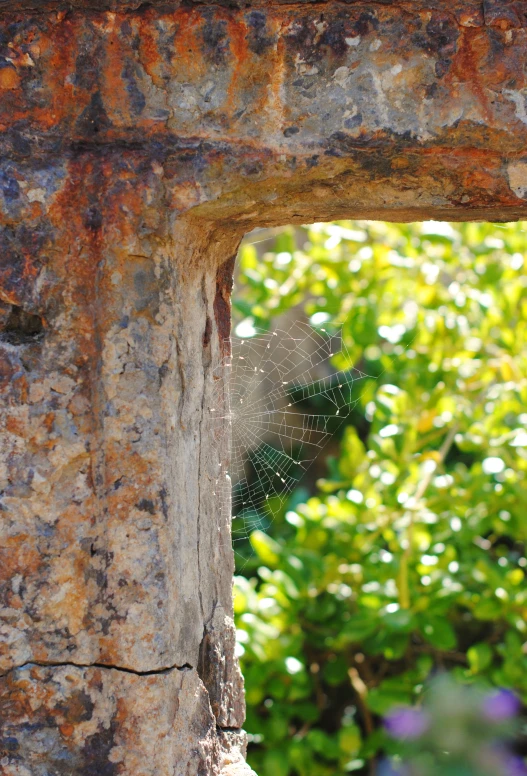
<box><xmin>384</xmin><ymin>708</ymin><xmax>430</xmax><ymax>740</ymax></box>
<box><xmin>500</xmin><ymin>754</ymin><xmax>527</xmax><ymax>776</ymax></box>
<box><xmin>482</xmin><ymin>689</ymin><xmax>521</xmax><ymax>722</ymax></box>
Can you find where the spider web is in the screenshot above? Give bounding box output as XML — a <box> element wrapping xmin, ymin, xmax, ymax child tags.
<box><xmin>207</xmin><ymin>321</ymin><xmax>368</xmax><ymax>560</ymax></box>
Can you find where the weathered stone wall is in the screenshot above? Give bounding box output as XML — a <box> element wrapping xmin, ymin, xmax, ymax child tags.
<box><xmin>1</xmin><ymin>1</ymin><xmax>527</xmax><ymax>222</ymax></box>
<box><xmin>1</xmin><ymin>1</ymin><xmax>527</xmax><ymax>774</ymax></box>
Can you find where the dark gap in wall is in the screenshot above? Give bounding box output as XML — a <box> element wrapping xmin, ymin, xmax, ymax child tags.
<box><xmin>0</xmin><ymin>305</ymin><xmax>44</xmax><ymax>345</ymax></box>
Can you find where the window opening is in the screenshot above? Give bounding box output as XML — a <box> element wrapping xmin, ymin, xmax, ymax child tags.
<box><xmin>227</xmin><ymin>220</ymin><xmax>527</xmax><ymax>776</ymax></box>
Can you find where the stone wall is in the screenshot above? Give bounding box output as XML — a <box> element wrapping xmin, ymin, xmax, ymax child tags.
<box><xmin>1</xmin><ymin>1</ymin><xmax>527</xmax><ymax>774</ymax></box>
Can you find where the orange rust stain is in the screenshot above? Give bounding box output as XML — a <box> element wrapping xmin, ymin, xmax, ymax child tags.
<box><xmin>170</xmin><ymin>8</ymin><xmax>210</xmax><ymax>83</ymax></box>
<box><xmin>49</xmin><ymin>153</ymin><xmax>109</xmax><ymax>537</ymax></box>
<box><xmin>231</xmin><ymin>10</ymin><xmax>287</xmax><ymax>131</ymax></box>
<box><xmin>0</xmin><ymin>67</ymin><xmax>20</xmax><ymax>89</ymax></box>
<box><xmin>103</xmin><ymin>173</ymin><xmax>146</xmax><ymax>239</ymax></box>
<box><xmin>101</xmin><ymin>25</ymin><xmax>131</xmax><ymax>128</ymax></box>
<box><xmin>421</xmin><ymin>145</ymin><xmax>501</xmax><ymax>166</ymax></box>
<box><xmin>105</xmin><ymin>452</ymin><xmax>151</xmax><ymax>478</ymax></box>
<box><xmin>391</xmin><ymin>156</ymin><xmax>410</xmax><ymax>170</ymax></box>
<box><xmin>0</xmin><ymin>535</ymin><xmax>42</xmax><ymax>579</ymax></box>
<box><xmin>43</xmin><ymin>572</ymin><xmax>89</xmax><ymax>639</ymax></box>
<box><xmin>44</xmin><ymin>16</ymin><xmax>78</xmax><ymax>130</ymax></box>
<box><xmin>0</xmin><ymin>288</ymin><xmax>19</xmax><ymax>308</ymax></box>
<box><xmin>138</xmin><ymin>14</ymin><xmax>165</xmax><ymax>89</ymax></box>
<box><xmin>265</xmin><ymin>17</ymin><xmax>288</xmax><ymax>132</ymax></box>
<box><xmin>458</xmin><ymin>8</ymin><xmax>484</xmax><ymax>27</ymax></box>
<box><xmin>60</xmin><ymin>723</ymin><xmax>75</xmax><ymax>738</ymax></box>
<box><xmin>465</xmin><ymin>169</ymin><xmax>499</xmax><ymax>190</ymax></box>
<box><xmin>227</xmin><ymin>13</ymin><xmax>249</xmax><ymax>65</ymax></box>
<box><xmin>450</xmin><ymin>27</ymin><xmax>491</xmax><ymax>120</ymax></box>
<box><xmin>115</xmin><ymin>695</ymin><xmax>129</xmax><ymax>725</ymax></box>
<box><xmin>35</xmin><ymin>411</ymin><xmax>56</xmax><ymax>438</ymax></box>
<box><xmin>6</xmin><ymin>415</ymin><xmax>25</xmax><ymax>436</ymax></box>
<box><xmin>98</xmin><ymin>639</ymin><xmax>123</xmax><ymax>667</ymax></box>
<box><xmin>224</xmin><ymin>15</ymin><xmax>249</xmax><ymax>118</ymax></box>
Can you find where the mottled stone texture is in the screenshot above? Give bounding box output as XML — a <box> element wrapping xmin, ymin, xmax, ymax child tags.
<box><xmin>0</xmin><ymin>663</ymin><xmax>249</xmax><ymax>775</ymax></box>
<box><xmin>1</xmin><ymin>0</ymin><xmax>527</xmax><ymax>773</ymax></box>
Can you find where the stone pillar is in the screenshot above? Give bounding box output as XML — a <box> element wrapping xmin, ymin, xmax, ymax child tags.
<box><xmin>0</xmin><ymin>148</ymin><xmax>248</xmax><ymax>774</ymax></box>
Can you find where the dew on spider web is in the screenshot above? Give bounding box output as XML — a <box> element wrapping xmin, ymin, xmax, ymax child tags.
<box><xmin>207</xmin><ymin>321</ymin><xmax>368</xmax><ymax>565</ymax></box>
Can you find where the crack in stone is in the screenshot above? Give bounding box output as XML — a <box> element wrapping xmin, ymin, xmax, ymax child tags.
<box><xmin>197</xmin><ymin>276</ymin><xmax>208</xmax><ymax>625</ymax></box>
<box><xmin>216</xmin><ymin>725</ymin><xmax>243</xmax><ymax>733</ymax></box>
<box><xmin>0</xmin><ymin>659</ymin><xmax>194</xmax><ymax>679</ymax></box>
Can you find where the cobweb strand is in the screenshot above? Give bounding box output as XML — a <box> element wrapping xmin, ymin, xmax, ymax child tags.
<box><xmin>207</xmin><ymin>321</ymin><xmax>369</xmax><ymax>562</ymax></box>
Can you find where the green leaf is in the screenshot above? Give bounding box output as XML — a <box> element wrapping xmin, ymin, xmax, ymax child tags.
<box><xmin>473</xmin><ymin>598</ymin><xmax>504</xmax><ymax>621</ymax></box>
<box><xmin>250</xmin><ymin>530</ymin><xmax>281</xmax><ymax>567</ymax></box>
<box><xmin>306</xmin><ymin>729</ymin><xmax>338</xmax><ymax>760</ymax></box>
<box><xmin>367</xmin><ymin>686</ymin><xmax>412</xmax><ymax>715</ymax></box>
<box><xmin>384</xmin><ymin>609</ymin><xmax>416</xmax><ymax>633</ymax></box>
<box><xmin>339</xmin><ymin>428</ymin><xmax>366</xmax><ymax>479</ymax></box>
<box><xmin>262</xmin><ymin>749</ymin><xmax>290</xmax><ymax>776</ymax></box>
<box><xmin>323</xmin><ymin>656</ymin><xmax>349</xmax><ymax>686</ymax></box>
<box><xmin>418</xmin><ymin>616</ymin><xmax>457</xmax><ymax>650</ymax></box>
<box><xmin>339</xmin><ymin>724</ymin><xmax>362</xmax><ymax>755</ymax></box>
<box><xmin>338</xmin><ymin>612</ymin><xmax>378</xmax><ymax>644</ymax></box>
<box><xmin>467</xmin><ymin>642</ymin><xmax>493</xmax><ymax>673</ymax></box>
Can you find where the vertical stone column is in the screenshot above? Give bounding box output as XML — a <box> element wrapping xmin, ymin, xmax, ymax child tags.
<box><xmin>0</xmin><ymin>148</ymin><xmax>250</xmax><ymax>775</ymax></box>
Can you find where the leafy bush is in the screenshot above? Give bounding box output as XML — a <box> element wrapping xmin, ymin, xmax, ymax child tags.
<box><xmin>232</xmin><ymin>221</ymin><xmax>527</xmax><ymax>775</ymax></box>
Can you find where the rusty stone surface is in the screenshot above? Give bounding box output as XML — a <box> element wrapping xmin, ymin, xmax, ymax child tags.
<box><xmin>0</xmin><ymin>160</ymin><xmax>247</xmax><ymax>771</ymax></box>
<box><xmin>0</xmin><ymin>2</ymin><xmax>526</xmax><ymax>222</ymax></box>
<box><xmin>0</xmin><ymin>0</ymin><xmax>527</xmax><ymax>225</ymax></box>
<box><xmin>2</xmin><ymin>0</ymin><xmax>527</xmax><ymax>774</ymax></box>
<box><xmin>0</xmin><ymin>663</ymin><xmax>250</xmax><ymax>775</ymax></box>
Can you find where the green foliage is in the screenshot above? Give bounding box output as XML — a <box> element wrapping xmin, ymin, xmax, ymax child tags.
<box><xmin>232</xmin><ymin>221</ymin><xmax>527</xmax><ymax>776</ymax></box>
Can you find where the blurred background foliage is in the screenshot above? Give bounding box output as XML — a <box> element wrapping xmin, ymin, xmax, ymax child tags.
<box><xmin>231</xmin><ymin>221</ymin><xmax>527</xmax><ymax>776</ymax></box>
